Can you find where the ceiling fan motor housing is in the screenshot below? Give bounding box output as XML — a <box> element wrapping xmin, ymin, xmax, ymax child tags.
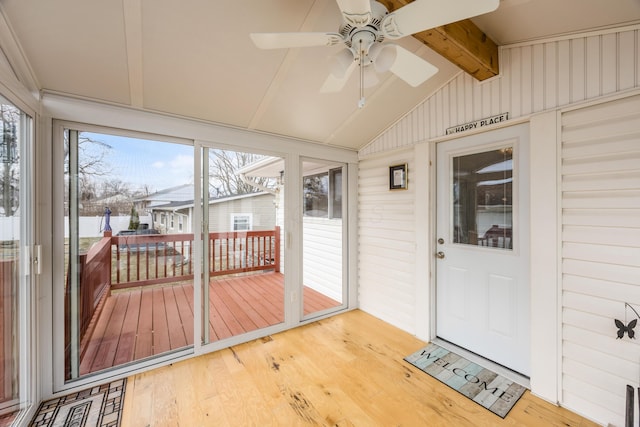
<box><xmin>340</xmin><ymin>1</ymin><xmax>389</xmax><ymax>66</ymax></box>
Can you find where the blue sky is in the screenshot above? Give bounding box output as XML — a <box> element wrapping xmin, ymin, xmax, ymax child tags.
<box><xmin>82</xmin><ymin>132</ymin><xmax>194</xmax><ymax>193</ymax></box>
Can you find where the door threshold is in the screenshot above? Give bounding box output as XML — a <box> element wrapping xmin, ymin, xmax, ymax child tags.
<box><xmin>432</xmin><ymin>337</ymin><xmax>530</xmax><ymax>389</ymax></box>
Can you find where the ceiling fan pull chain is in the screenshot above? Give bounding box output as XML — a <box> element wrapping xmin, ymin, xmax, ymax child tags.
<box><xmin>358</xmin><ymin>39</ymin><xmax>366</xmax><ymax>108</ymax></box>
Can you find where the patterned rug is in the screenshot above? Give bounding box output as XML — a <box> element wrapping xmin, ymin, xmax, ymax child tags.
<box><xmin>405</xmin><ymin>343</ymin><xmax>526</xmax><ymax>418</ymax></box>
<box><xmin>29</xmin><ymin>379</ymin><xmax>126</xmax><ymax>427</ymax></box>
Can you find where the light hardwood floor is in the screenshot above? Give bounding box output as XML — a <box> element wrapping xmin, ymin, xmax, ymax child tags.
<box><xmin>121</xmin><ymin>309</ymin><xmax>599</xmax><ymax>426</ymax></box>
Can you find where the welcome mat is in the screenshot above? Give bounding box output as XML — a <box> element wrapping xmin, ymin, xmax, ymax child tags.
<box><xmin>29</xmin><ymin>379</ymin><xmax>126</xmax><ymax>427</ymax></box>
<box><xmin>404</xmin><ymin>343</ymin><xmax>526</xmax><ymax>418</ymax></box>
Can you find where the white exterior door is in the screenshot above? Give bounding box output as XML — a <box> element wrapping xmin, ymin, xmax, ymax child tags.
<box><xmin>436</xmin><ymin>124</ymin><xmax>530</xmax><ymax>376</ymax></box>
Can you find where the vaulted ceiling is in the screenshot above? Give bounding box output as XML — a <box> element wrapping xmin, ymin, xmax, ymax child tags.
<box><xmin>1</xmin><ymin>0</ymin><xmax>639</xmax><ymax>150</ymax></box>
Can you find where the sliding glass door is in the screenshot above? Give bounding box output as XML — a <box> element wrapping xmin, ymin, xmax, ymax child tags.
<box><xmin>53</xmin><ymin>121</ymin><xmax>352</xmax><ymax>389</ymax></box>
<box><xmin>62</xmin><ymin>126</ymin><xmax>195</xmax><ymax>380</ymax></box>
<box><xmin>0</xmin><ymin>96</ymin><xmax>34</xmax><ymax>424</ymax></box>
<box><xmin>201</xmin><ymin>147</ymin><xmax>285</xmax><ymax>344</ymax></box>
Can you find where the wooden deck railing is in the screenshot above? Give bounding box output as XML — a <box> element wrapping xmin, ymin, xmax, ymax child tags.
<box><xmin>209</xmin><ymin>226</ymin><xmax>281</xmax><ymax>277</ymax></box>
<box><xmin>110</xmin><ymin>227</ymin><xmax>280</xmax><ymax>290</ymax></box>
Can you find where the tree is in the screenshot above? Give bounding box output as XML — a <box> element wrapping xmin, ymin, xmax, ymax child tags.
<box><xmin>128</xmin><ymin>206</ymin><xmax>140</xmax><ymax>230</ymax></box>
<box><xmin>208</xmin><ymin>150</ymin><xmax>276</xmax><ymax>197</ymax></box>
<box><xmin>63</xmin><ymin>130</ymin><xmax>113</xmax><ymax>215</ymax></box>
<box><xmin>0</xmin><ymin>104</ymin><xmax>20</xmax><ymax>217</ymax></box>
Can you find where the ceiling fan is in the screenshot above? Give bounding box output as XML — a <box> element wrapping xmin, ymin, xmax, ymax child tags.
<box><xmin>250</xmin><ymin>0</ymin><xmax>499</xmax><ymax>107</ymax></box>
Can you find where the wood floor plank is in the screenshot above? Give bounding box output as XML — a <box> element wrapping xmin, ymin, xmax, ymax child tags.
<box><xmin>121</xmin><ymin>310</ymin><xmax>601</xmax><ymax>427</ymax></box>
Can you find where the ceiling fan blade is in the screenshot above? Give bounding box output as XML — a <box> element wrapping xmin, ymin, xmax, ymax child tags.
<box><xmin>378</xmin><ymin>45</ymin><xmax>438</xmax><ymax>87</ymax></box>
<box><xmin>320</xmin><ymin>61</ymin><xmax>357</xmax><ymax>93</ymax></box>
<box><xmin>335</xmin><ymin>0</ymin><xmax>373</xmax><ymax>26</ymax></box>
<box><xmin>250</xmin><ymin>32</ymin><xmax>343</xmax><ymax>49</ymax></box>
<box><xmin>381</xmin><ymin>0</ymin><xmax>499</xmax><ymax>39</ymax></box>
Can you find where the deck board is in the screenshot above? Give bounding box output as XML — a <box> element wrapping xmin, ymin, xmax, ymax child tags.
<box><xmin>113</xmin><ymin>290</ymin><xmax>140</xmax><ymax>366</ymax></box>
<box><xmin>152</xmin><ymin>288</ymin><xmax>172</xmax><ymax>355</ymax></box>
<box><xmin>80</xmin><ymin>272</ymin><xmax>339</xmax><ymax>375</ymax></box>
<box><xmin>133</xmin><ymin>288</ymin><xmax>153</xmax><ymax>361</ymax></box>
<box><xmin>163</xmin><ymin>286</ymin><xmax>188</xmax><ymax>350</ymax></box>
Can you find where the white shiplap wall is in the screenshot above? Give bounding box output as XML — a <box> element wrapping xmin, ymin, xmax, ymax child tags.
<box><xmin>561</xmin><ymin>95</ymin><xmax>640</xmax><ymax>427</ymax></box>
<box><xmin>360</xmin><ymin>26</ymin><xmax>640</xmax><ymax>157</ymax></box>
<box><xmin>358</xmin><ymin>149</ymin><xmax>420</xmax><ymax>333</ymax></box>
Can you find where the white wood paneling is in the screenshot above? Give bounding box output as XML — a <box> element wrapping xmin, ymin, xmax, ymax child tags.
<box><xmin>561</xmin><ymin>94</ymin><xmax>640</xmax><ymax>427</ymax></box>
<box><xmin>358</xmin><ymin>149</ymin><xmax>418</xmax><ymax>333</ymax></box>
<box><xmin>360</xmin><ymin>26</ymin><xmax>640</xmax><ymax>158</ymax></box>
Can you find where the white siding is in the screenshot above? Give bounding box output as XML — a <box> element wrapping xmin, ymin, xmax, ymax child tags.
<box><xmin>207</xmin><ymin>193</ymin><xmax>276</xmax><ymax>231</ymax></box>
<box><xmin>303</xmin><ymin>218</ymin><xmax>343</xmax><ymax>302</ymax></box>
<box><xmin>360</xmin><ymin>26</ymin><xmax>640</xmax><ymax>157</ymax></box>
<box><xmin>358</xmin><ymin>149</ymin><xmax>418</xmax><ymax>333</ymax></box>
<box><xmin>561</xmin><ymin>95</ymin><xmax>640</xmax><ymax>427</ymax></box>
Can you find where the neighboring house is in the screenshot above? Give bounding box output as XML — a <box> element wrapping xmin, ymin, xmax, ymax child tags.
<box><xmin>133</xmin><ymin>184</ymin><xmax>194</xmax><ymax>216</ymax></box>
<box><xmin>150</xmin><ymin>191</ymin><xmax>276</xmax><ymax>234</ymax></box>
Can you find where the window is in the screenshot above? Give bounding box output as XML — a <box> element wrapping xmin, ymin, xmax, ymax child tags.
<box><xmin>178</xmin><ymin>215</ymin><xmax>183</xmax><ymax>231</ymax></box>
<box><xmin>231</xmin><ymin>213</ymin><xmax>252</xmax><ymax>231</ymax></box>
<box><xmin>303</xmin><ymin>167</ymin><xmax>342</xmax><ymax>219</ymax></box>
<box><xmin>170</xmin><ymin>214</ymin><xmax>174</xmax><ymax>229</ymax></box>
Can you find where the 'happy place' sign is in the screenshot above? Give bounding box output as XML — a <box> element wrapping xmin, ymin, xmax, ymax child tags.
<box><xmin>446</xmin><ymin>112</ymin><xmax>509</xmax><ymax>136</ymax></box>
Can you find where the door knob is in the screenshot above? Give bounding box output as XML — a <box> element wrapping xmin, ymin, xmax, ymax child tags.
<box><xmin>436</xmin><ymin>251</ymin><xmax>445</xmax><ymax>259</ymax></box>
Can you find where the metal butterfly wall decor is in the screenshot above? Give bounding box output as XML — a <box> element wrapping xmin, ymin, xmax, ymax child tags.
<box><xmin>615</xmin><ymin>303</ymin><xmax>640</xmax><ymax>339</ymax></box>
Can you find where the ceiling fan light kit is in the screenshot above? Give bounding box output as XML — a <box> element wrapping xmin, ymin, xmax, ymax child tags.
<box><xmin>250</xmin><ymin>0</ymin><xmax>499</xmax><ymax>106</ymax></box>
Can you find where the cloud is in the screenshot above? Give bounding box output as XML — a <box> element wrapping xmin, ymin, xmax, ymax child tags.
<box><xmin>169</xmin><ymin>154</ymin><xmax>193</xmax><ymax>170</ymax></box>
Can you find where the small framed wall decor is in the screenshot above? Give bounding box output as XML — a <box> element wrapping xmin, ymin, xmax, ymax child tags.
<box><xmin>389</xmin><ymin>163</ymin><xmax>408</xmax><ymax>190</ymax></box>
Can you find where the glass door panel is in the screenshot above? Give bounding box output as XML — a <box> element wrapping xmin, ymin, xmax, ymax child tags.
<box><xmin>63</xmin><ymin>129</ymin><xmax>194</xmax><ymax>380</ymax></box>
<box><xmin>0</xmin><ymin>97</ymin><xmax>33</xmax><ymax>423</ymax></box>
<box><xmin>452</xmin><ymin>147</ymin><xmax>513</xmax><ymax>249</ymax></box>
<box><xmin>202</xmin><ymin>148</ymin><xmax>283</xmax><ymax>344</ymax></box>
<box><xmin>301</xmin><ymin>159</ymin><xmax>345</xmax><ymax>319</ymax></box>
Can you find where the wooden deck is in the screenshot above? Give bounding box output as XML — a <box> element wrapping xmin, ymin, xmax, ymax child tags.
<box><xmin>79</xmin><ymin>272</ymin><xmax>339</xmax><ymax>375</ymax></box>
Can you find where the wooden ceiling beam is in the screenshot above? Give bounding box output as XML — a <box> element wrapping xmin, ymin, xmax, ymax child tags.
<box><xmin>380</xmin><ymin>0</ymin><xmax>500</xmax><ymax>81</ymax></box>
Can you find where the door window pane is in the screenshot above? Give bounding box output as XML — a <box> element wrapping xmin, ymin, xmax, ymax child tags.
<box><xmin>452</xmin><ymin>147</ymin><xmax>513</xmax><ymax>249</ymax></box>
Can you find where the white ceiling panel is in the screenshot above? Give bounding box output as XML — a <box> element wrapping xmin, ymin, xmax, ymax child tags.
<box><xmin>2</xmin><ymin>0</ymin><xmax>131</xmax><ymax>104</ymax></box>
<box><xmin>1</xmin><ymin>0</ymin><xmax>639</xmax><ymax>150</ymax></box>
